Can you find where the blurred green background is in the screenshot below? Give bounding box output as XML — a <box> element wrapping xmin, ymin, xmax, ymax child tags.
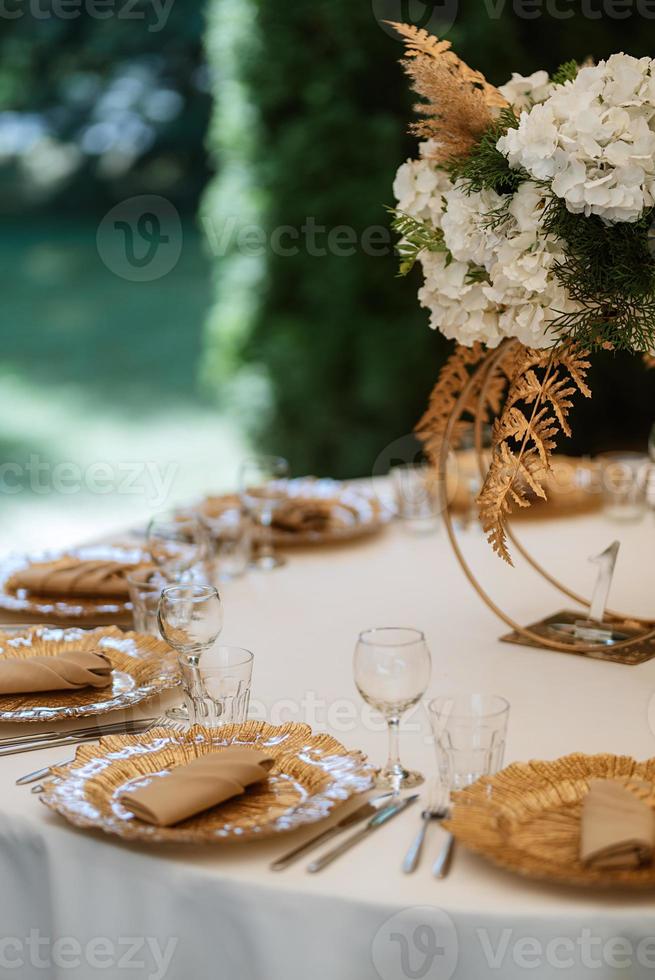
<box><xmin>1</xmin><ymin>0</ymin><xmax>654</xmax><ymax>550</ymax></box>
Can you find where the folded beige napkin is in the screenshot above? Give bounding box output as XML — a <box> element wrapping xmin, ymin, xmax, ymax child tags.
<box><xmin>0</xmin><ymin>651</ymin><xmax>112</xmax><ymax>695</ymax></box>
<box><xmin>120</xmin><ymin>747</ymin><xmax>275</xmax><ymax>827</ymax></box>
<box><xmin>580</xmin><ymin>779</ymin><xmax>655</xmax><ymax>869</ymax></box>
<box><xmin>7</xmin><ymin>559</ymin><xmax>147</xmax><ymax>600</ymax></box>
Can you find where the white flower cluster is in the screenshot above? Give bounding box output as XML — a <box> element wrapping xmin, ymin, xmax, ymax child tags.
<box><xmin>393</xmin><ymin>144</ymin><xmax>580</xmax><ymax>349</ymax></box>
<box><xmin>498</xmin><ymin>54</ymin><xmax>655</xmax><ymax>223</ymax></box>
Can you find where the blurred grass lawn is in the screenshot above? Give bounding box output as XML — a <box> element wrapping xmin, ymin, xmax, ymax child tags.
<box><xmin>0</xmin><ymin>219</ymin><xmax>248</xmax><ymax>556</ymax></box>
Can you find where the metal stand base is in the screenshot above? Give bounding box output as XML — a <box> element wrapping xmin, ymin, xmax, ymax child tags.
<box><xmin>501</xmin><ymin>610</ymin><xmax>655</xmax><ymax>666</ymax></box>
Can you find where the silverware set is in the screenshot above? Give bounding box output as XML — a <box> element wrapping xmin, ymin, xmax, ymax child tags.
<box><xmin>271</xmin><ymin>787</ymin><xmax>454</xmax><ymax>876</ymax></box>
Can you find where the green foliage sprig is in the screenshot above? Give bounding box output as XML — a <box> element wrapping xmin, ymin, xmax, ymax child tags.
<box><xmin>389</xmin><ymin>208</ymin><xmax>450</xmax><ymax>275</ymax></box>
<box><xmin>551</xmin><ymin>60</ymin><xmax>579</xmax><ymax>86</ymax></box>
<box><xmin>542</xmin><ymin>196</ymin><xmax>655</xmax><ymax>350</ymax></box>
<box><xmin>446</xmin><ymin>108</ymin><xmax>526</xmax><ymax>195</ymax></box>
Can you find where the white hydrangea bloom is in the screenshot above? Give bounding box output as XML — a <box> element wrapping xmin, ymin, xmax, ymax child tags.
<box><xmin>499</xmin><ymin>70</ymin><xmax>554</xmax><ymax>111</ymax></box>
<box><xmin>418</xmin><ymin>252</ymin><xmax>503</xmax><ymax>348</ymax></box>
<box><xmin>441</xmin><ymin>183</ymin><xmax>504</xmax><ymax>266</ymax></box>
<box><xmin>392</xmin><ymin>141</ymin><xmax>451</xmax><ymax>227</ymax></box>
<box><xmin>497</xmin><ymin>54</ymin><xmax>655</xmax><ymax>223</ymax></box>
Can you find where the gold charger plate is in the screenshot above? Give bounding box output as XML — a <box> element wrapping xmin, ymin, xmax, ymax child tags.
<box><xmin>0</xmin><ymin>545</ymin><xmax>147</xmax><ymax>626</ymax></box>
<box><xmin>41</xmin><ymin>721</ymin><xmax>375</xmax><ymax>843</ymax></box>
<box><xmin>201</xmin><ymin>478</ymin><xmax>389</xmax><ymax>547</ymax></box>
<box><xmin>0</xmin><ymin>625</ymin><xmax>178</xmax><ymax>722</ymax></box>
<box><xmin>447</xmin><ymin>753</ymin><xmax>655</xmax><ymax>889</ymax></box>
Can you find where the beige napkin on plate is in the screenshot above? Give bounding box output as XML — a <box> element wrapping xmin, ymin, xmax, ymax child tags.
<box><xmin>7</xmin><ymin>559</ymin><xmax>145</xmax><ymax>600</ymax></box>
<box><xmin>120</xmin><ymin>747</ymin><xmax>275</xmax><ymax>827</ymax></box>
<box><xmin>0</xmin><ymin>651</ymin><xmax>112</xmax><ymax>694</ymax></box>
<box><xmin>580</xmin><ymin>779</ymin><xmax>655</xmax><ymax>869</ymax></box>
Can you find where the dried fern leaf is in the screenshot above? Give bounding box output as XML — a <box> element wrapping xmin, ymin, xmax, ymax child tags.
<box><xmin>477</xmin><ymin>345</ymin><xmax>591</xmax><ymax>565</ymax></box>
<box><xmin>389</xmin><ymin>22</ymin><xmax>507</xmax><ymax>162</ymax></box>
<box><xmin>415</xmin><ymin>343</ymin><xmax>487</xmax><ymax>462</ymax></box>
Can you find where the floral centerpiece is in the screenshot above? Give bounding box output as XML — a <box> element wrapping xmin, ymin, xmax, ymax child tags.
<box><xmin>391</xmin><ymin>24</ymin><xmax>655</xmax><ymax>562</ymax></box>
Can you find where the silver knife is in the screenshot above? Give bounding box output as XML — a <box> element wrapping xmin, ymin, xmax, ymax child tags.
<box><xmin>0</xmin><ymin>717</ymin><xmax>157</xmax><ymax>749</ymax></box>
<box><xmin>271</xmin><ymin>793</ymin><xmax>393</xmax><ymax>871</ymax></box>
<box><xmin>2</xmin><ymin>718</ymin><xmax>155</xmax><ymax>760</ymax></box>
<box><xmin>307</xmin><ymin>794</ymin><xmax>419</xmax><ymax>873</ymax></box>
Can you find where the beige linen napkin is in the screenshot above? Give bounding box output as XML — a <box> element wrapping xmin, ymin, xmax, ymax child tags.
<box><xmin>580</xmin><ymin>779</ymin><xmax>655</xmax><ymax>869</ymax></box>
<box><xmin>7</xmin><ymin>559</ymin><xmax>146</xmax><ymax>600</ymax></box>
<box><xmin>0</xmin><ymin>651</ymin><xmax>112</xmax><ymax>694</ymax></box>
<box><xmin>120</xmin><ymin>747</ymin><xmax>275</xmax><ymax>827</ymax></box>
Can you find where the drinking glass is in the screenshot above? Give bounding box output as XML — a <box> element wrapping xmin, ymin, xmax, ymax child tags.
<box><xmin>200</xmin><ymin>507</ymin><xmax>252</xmax><ymax>582</ymax></box>
<box><xmin>598</xmin><ymin>452</ymin><xmax>648</xmax><ymax>522</ymax></box>
<box><xmin>354</xmin><ymin>627</ymin><xmax>432</xmax><ymax>791</ymax></box>
<box><xmin>239</xmin><ymin>455</ymin><xmax>289</xmax><ymax>571</ymax></box>
<box><xmin>178</xmin><ymin>646</ymin><xmax>254</xmax><ymax>727</ymax></box>
<box><xmin>146</xmin><ymin>510</ymin><xmax>211</xmax><ymax>581</ymax></box>
<box><xmin>428</xmin><ymin>694</ymin><xmax>510</xmax><ymax>792</ymax></box>
<box><xmin>391</xmin><ymin>463</ymin><xmax>442</xmax><ymax>534</ymax></box>
<box><xmin>127</xmin><ymin>572</ymin><xmax>169</xmax><ymax>636</ymax></box>
<box><xmin>157</xmin><ymin>585</ymin><xmax>223</xmax><ymax>658</ymax></box>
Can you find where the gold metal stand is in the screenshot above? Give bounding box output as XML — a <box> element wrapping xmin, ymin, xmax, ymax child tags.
<box><xmin>436</xmin><ymin>341</ymin><xmax>655</xmax><ymax>664</ymax></box>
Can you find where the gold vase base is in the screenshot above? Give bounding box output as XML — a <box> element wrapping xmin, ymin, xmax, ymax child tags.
<box><xmin>501</xmin><ymin>610</ymin><xmax>655</xmax><ymax>666</ymax></box>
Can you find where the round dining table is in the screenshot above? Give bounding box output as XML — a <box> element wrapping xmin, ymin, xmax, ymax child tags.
<box><xmin>1</xmin><ymin>501</ymin><xmax>655</xmax><ymax>980</ymax></box>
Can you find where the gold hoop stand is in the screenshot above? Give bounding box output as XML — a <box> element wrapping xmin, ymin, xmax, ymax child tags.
<box><xmin>437</xmin><ymin>341</ymin><xmax>655</xmax><ymax>665</ymax></box>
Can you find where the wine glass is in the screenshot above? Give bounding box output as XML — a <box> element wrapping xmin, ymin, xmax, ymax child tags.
<box><xmin>354</xmin><ymin>627</ymin><xmax>432</xmax><ymax>791</ymax></box>
<box><xmin>239</xmin><ymin>455</ymin><xmax>289</xmax><ymax>570</ymax></box>
<box><xmin>158</xmin><ymin>585</ymin><xmax>224</xmax><ymax>661</ymax></box>
<box><xmin>146</xmin><ymin>510</ymin><xmax>210</xmax><ymax>581</ymax></box>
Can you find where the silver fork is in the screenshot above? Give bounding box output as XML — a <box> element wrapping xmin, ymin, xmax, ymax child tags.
<box><xmin>402</xmin><ymin>782</ymin><xmax>449</xmax><ymax>874</ymax></box>
<box><xmin>20</xmin><ymin>713</ymin><xmax>188</xmax><ymax>792</ymax></box>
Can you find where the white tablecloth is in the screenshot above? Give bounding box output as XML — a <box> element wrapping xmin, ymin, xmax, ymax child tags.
<box><xmin>2</xmin><ymin>509</ymin><xmax>655</xmax><ymax>980</ymax></box>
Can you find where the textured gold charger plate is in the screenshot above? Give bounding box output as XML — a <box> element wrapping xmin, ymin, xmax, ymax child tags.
<box><xmin>446</xmin><ymin>753</ymin><xmax>655</xmax><ymax>889</ymax></box>
<box><xmin>0</xmin><ymin>626</ymin><xmax>178</xmax><ymax>722</ymax></box>
<box><xmin>0</xmin><ymin>546</ymin><xmax>147</xmax><ymax>625</ymax></box>
<box><xmin>201</xmin><ymin>478</ymin><xmax>389</xmax><ymax>547</ymax></box>
<box><xmin>41</xmin><ymin>721</ymin><xmax>375</xmax><ymax>843</ymax></box>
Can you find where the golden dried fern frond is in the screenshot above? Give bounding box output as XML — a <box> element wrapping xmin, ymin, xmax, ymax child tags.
<box><xmin>416</xmin><ymin>343</ymin><xmax>487</xmax><ymax>462</ymax></box>
<box><xmin>389</xmin><ymin>22</ymin><xmax>507</xmax><ymax>161</ymax></box>
<box><xmin>386</xmin><ymin>21</ymin><xmax>452</xmax><ymax>59</ymax></box>
<box><xmin>477</xmin><ymin>345</ymin><xmax>591</xmax><ymax>564</ymax></box>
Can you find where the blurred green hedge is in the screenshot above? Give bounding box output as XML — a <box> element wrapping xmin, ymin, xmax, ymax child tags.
<box><xmin>203</xmin><ymin>1</ymin><xmax>655</xmax><ymax>476</ymax></box>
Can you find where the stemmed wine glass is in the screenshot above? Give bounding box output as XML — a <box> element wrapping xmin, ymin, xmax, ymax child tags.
<box><xmin>158</xmin><ymin>584</ymin><xmax>224</xmax><ymax>661</ymax></box>
<box><xmin>146</xmin><ymin>511</ymin><xmax>210</xmax><ymax>582</ymax></box>
<box><xmin>158</xmin><ymin>584</ymin><xmax>223</xmax><ymax>723</ymax></box>
<box><xmin>354</xmin><ymin>627</ymin><xmax>432</xmax><ymax>791</ymax></box>
<box><xmin>239</xmin><ymin>455</ymin><xmax>289</xmax><ymax>570</ymax></box>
